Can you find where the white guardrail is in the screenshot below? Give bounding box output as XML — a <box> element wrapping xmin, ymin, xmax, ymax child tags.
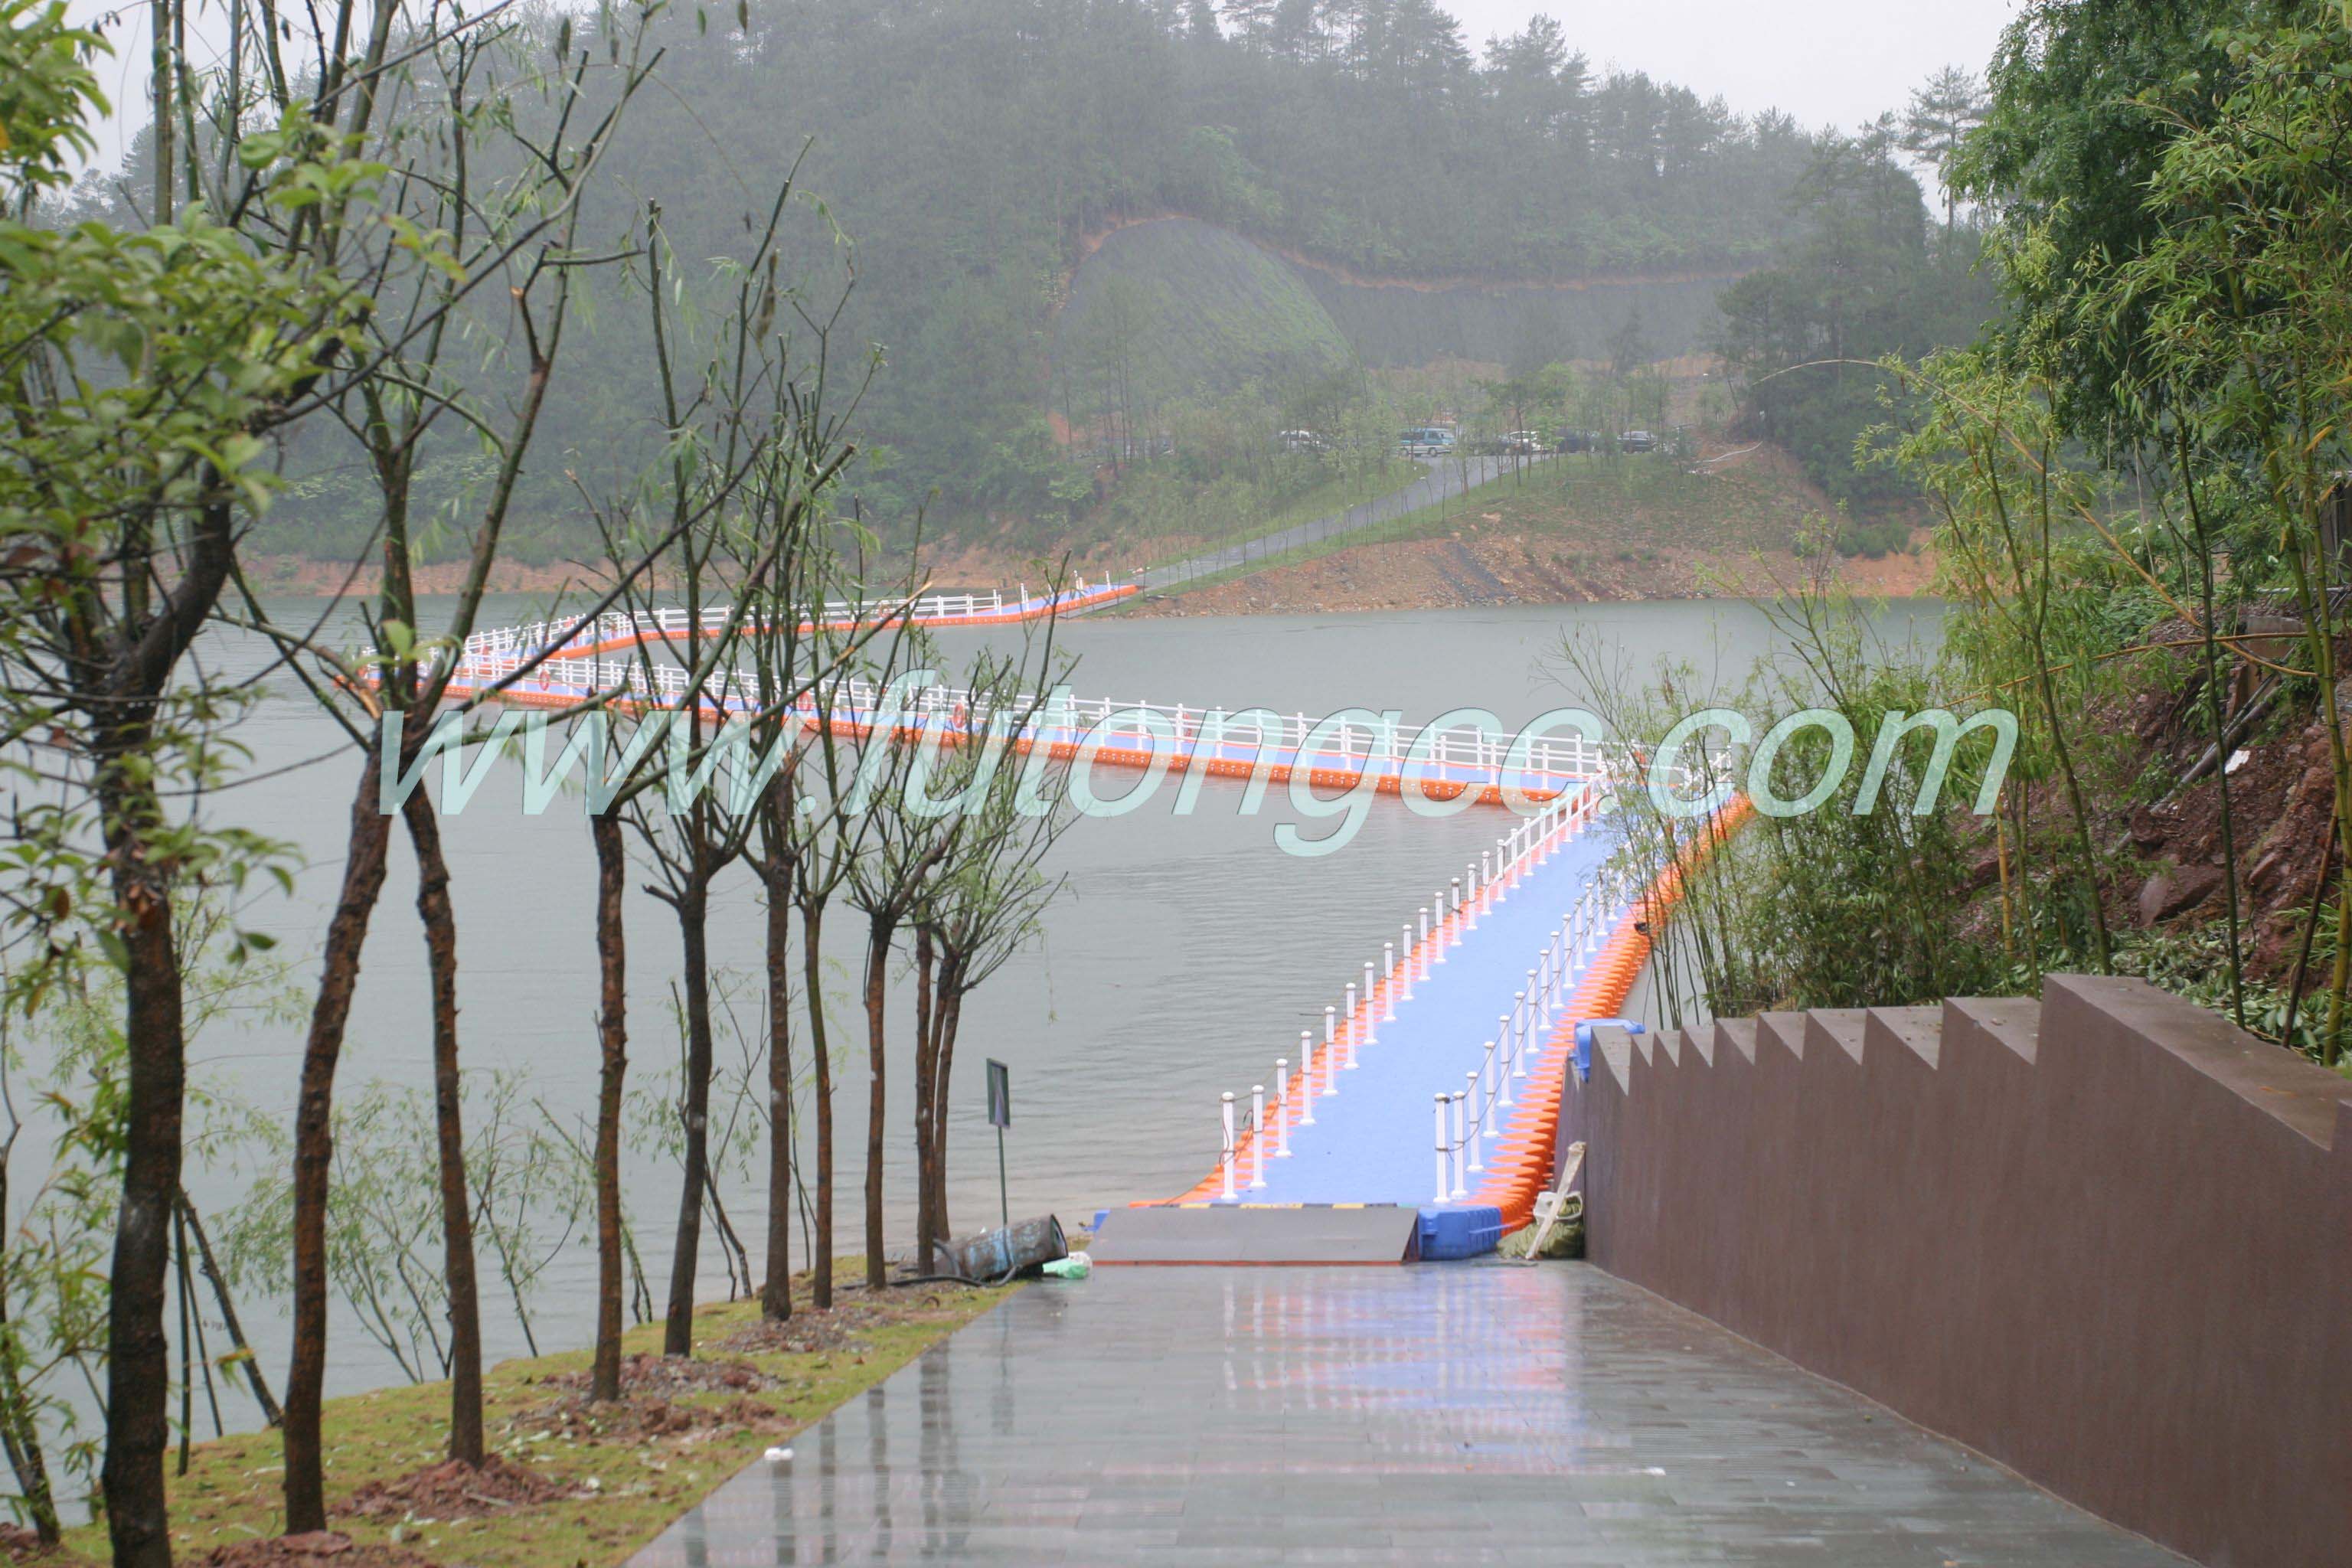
<box><xmin>421</xmin><ymin>647</ymin><xmax>1647</xmax><ymax>795</ymax></box>
<box><xmin>1428</xmin><ymin>861</ymin><xmax>1635</xmax><ymax>1206</ymax></box>
<box><xmin>424</xmin><ymin>579</ymin><xmax>1125</xmax><ymax>670</ymax></box>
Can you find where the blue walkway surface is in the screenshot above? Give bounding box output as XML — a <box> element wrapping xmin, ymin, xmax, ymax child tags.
<box><xmin>1232</xmin><ymin>808</ymin><xmax>1622</xmax><ymax>1208</ymax></box>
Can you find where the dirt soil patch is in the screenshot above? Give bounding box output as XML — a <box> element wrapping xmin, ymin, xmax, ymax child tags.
<box><xmin>521</xmin><ymin>1390</ymin><xmax>790</xmax><ymax>1445</ymax></box>
<box><xmin>540</xmin><ymin>1352</ymin><xmax>775</xmax><ymax>1399</ymax></box>
<box><xmin>343</xmin><ymin>1457</ymin><xmax>583</xmax><ymax>1524</ymax></box>
<box><xmin>199</xmin><ymin>1533</ymin><xmax>444</xmax><ymax>1568</ymax></box>
<box><xmin>711</xmin><ymin>1311</ymin><xmax>872</xmax><ymax>1357</ymax></box>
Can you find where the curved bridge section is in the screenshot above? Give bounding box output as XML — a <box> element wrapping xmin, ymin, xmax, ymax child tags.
<box><xmin>407</xmin><ymin>652</ymin><xmax>1624</xmax><ymax>808</ymax></box>
<box><xmin>449</xmin><ymin>578</ymin><xmax>1136</xmax><ymax>670</ymax></box>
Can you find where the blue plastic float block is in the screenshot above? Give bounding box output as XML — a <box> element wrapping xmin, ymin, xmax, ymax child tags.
<box><xmin>1416</xmin><ymin>1205</ymin><xmax>1505</xmax><ymax>1259</ymax></box>
<box><xmin>1573</xmin><ymin>1018</ymin><xmax>1645</xmax><ymax>1083</ymax></box>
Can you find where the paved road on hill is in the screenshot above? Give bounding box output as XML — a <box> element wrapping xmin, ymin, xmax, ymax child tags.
<box><xmin>629</xmin><ymin>1265</ymin><xmax>2185</xmax><ymax>1566</ymax></box>
<box><xmin>1138</xmin><ymin>455</ymin><xmax>1532</xmax><ymax>592</ymax></box>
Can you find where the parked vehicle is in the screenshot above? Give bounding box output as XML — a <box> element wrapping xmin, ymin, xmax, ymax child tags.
<box><xmin>1397</xmin><ymin>426</ymin><xmax>1455</xmax><ymax>457</ymax></box>
<box><xmin>1501</xmin><ymin>431</ymin><xmax>1545</xmax><ymax>456</ymax></box>
<box><xmin>1276</xmin><ymin>429</ymin><xmax>1330</xmax><ymax>455</ymax></box>
<box><xmin>1554</xmin><ymin>429</ymin><xmax>1598</xmax><ymax>454</ymax></box>
<box><xmin>1620</xmin><ymin>429</ymin><xmax>1658</xmax><ymax>453</ymax></box>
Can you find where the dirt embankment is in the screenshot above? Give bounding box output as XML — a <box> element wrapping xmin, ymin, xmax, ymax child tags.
<box><xmin>1127</xmin><ymin>524</ymin><xmax>1935</xmax><ymax>617</ymax></box>
<box><xmin>2099</xmin><ymin>666</ymin><xmax>2347</xmax><ymax>978</ymax></box>
<box><xmin>1130</xmin><ymin>441</ymin><xmax>1938</xmax><ymax>617</ymax></box>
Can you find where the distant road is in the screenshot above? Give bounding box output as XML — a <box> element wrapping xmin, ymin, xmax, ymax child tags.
<box><xmin>1138</xmin><ymin>455</ymin><xmax>1533</xmax><ymax>593</ymax></box>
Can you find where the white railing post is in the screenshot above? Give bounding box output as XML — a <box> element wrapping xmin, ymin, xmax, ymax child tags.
<box><xmin>1220</xmin><ymin>1093</ymin><xmax>1236</xmax><ymax>1202</ymax></box>
<box><xmin>1342</xmin><ymin>988</ymin><xmax>1360</xmax><ymax>1069</ymax></box>
<box><xmin>1482</xmin><ymin>1039</ymin><xmax>1499</xmax><ymax>1122</ymax></box>
<box><xmin>1465</xmin><ymin>1072</ymin><xmax>1483</xmax><ymax>1171</ymax></box>
<box><xmin>1450</xmin><ymin>1093</ymin><xmax>1467</xmax><ymax>1199</ymax></box>
<box><xmin>1383</xmin><ymin>943</ymin><xmax>1399</xmax><ymax>1018</ymax></box>
<box><xmin>1299</xmin><ymin>1031</ymin><xmax>1319</xmax><ymax>1122</ymax></box>
<box><xmin>1250</xmin><ymin>1086</ymin><xmax>1267</xmax><ymax>1190</ymax></box>
<box><xmin>1433</xmin><ymin>1096</ymin><xmax>1450</xmax><ymax>1207</ymax></box>
<box><xmin>1426</xmin><ymin>903</ymin><xmax>1441</xmax><ymax>966</ymax></box>
<box><xmin>1514</xmin><ymin>991</ymin><xmax>1533</xmax><ymax>1078</ymax></box>
<box><xmin>1465</xmin><ymin>867</ymin><xmax>1480</xmax><ymax>932</ymax></box>
<box><xmin>1495</xmin><ymin>1020</ymin><xmax>1514</xmax><ymax>1108</ymax></box>
<box><xmin>1315</xmin><ymin>1019</ymin><xmax>1336</xmax><ymax>1099</ymax></box>
<box><xmin>1361</xmin><ymin>963</ymin><xmax>1376</xmax><ymax>1044</ymax></box>
<box><xmin>1449</xmin><ymin>879</ymin><xmax>1463</xmax><ymax>945</ymax></box>
<box><xmin>1275</xmin><ymin>1060</ymin><xmax>1292</xmax><ymax>1157</ymax></box>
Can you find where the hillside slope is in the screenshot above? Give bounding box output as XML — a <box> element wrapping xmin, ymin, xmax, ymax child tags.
<box><xmin>1056</xmin><ymin>216</ymin><xmax>1743</xmax><ymax>405</ymax></box>
<box><xmin>181</xmin><ymin>0</ymin><xmax>1829</xmax><ymax>561</ymax></box>
<box><xmin>1054</xmin><ymin>220</ymin><xmax>1357</xmax><ymax>403</ymax></box>
<box><xmin>1131</xmin><ymin>442</ymin><xmax>1933</xmax><ymax>614</ymax></box>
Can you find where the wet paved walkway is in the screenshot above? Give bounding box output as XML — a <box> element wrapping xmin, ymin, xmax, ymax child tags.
<box><xmin>628</xmin><ymin>1266</ymin><xmax>2184</xmax><ymax>1566</ymax></box>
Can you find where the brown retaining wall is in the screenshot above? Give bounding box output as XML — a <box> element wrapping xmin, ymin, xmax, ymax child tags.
<box><xmin>1562</xmin><ymin>975</ymin><xmax>2352</xmax><ymax>1568</ymax></box>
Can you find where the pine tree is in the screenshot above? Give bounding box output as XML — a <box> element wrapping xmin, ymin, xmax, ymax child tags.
<box><xmin>1901</xmin><ymin>64</ymin><xmax>1988</xmax><ymax>237</ymax></box>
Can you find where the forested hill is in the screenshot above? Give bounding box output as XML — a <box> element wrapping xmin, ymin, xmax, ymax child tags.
<box><xmin>255</xmin><ymin>0</ymin><xmax>1826</xmax><ymax>557</ymax></box>
<box><xmin>644</xmin><ymin>0</ymin><xmax>1814</xmax><ymax>279</ymax></box>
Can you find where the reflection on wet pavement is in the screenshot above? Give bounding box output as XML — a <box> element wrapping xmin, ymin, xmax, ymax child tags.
<box><xmin>628</xmin><ymin>1264</ymin><xmax>2184</xmax><ymax>1566</ymax></box>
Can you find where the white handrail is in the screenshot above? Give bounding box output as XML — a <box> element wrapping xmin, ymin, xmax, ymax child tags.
<box><xmin>378</xmin><ymin>637</ymin><xmax>1728</xmax><ymax>799</ymax></box>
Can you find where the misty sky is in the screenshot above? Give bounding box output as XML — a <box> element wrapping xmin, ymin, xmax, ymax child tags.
<box><xmin>1451</xmin><ymin>0</ymin><xmax>2020</xmax><ymax>134</ymax></box>
<box><xmin>70</xmin><ymin>0</ymin><xmax>2024</xmax><ymax>178</ymax></box>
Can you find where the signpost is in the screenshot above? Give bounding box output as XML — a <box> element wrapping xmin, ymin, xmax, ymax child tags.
<box><xmin>986</xmin><ymin>1059</ymin><xmax>1011</xmax><ymax>1229</ymax></box>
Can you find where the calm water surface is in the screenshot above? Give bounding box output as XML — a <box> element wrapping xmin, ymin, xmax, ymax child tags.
<box><xmin>182</xmin><ymin>596</ymin><xmax>1940</xmax><ymax>1405</ymax></box>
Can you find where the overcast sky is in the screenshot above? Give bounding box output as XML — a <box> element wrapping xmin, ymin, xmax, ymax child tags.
<box><xmin>1450</xmin><ymin>0</ymin><xmax>2024</xmax><ymax>133</ymax></box>
<box><xmin>69</xmin><ymin>0</ymin><xmax>2025</xmax><ymax>177</ymax></box>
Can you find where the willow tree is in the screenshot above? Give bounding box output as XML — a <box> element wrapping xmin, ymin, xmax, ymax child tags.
<box><xmin>907</xmin><ymin>642</ymin><xmax>1073</xmax><ymax>1265</ymax></box>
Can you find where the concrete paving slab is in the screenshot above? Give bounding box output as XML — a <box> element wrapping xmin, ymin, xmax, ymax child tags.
<box><xmin>626</xmin><ymin>1265</ymin><xmax>2188</xmax><ymax>1566</ymax></box>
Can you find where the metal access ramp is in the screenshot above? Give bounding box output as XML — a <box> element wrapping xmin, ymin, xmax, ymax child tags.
<box><xmin>1092</xmin><ymin>1204</ymin><xmax>1421</xmax><ymax>1265</ymax></box>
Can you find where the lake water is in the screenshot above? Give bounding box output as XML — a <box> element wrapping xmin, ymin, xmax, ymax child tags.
<box><xmin>176</xmin><ymin>594</ymin><xmax>1941</xmax><ymax>1410</ymax></box>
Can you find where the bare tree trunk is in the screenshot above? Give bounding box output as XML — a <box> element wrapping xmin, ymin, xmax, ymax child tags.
<box><xmin>761</xmin><ymin>861</ymin><xmax>794</xmax><ymax>1320</ymax></box>
<box><xmin>179</xmin><ymin>1193</ymin><xmax>281</xmax><ymax>1425</ymax></box>
<box><xmin>0</xmin><ymin>1273</ymin><xmax>59</xmax><ymax>1544</ymax></box>
<box><xmin>99</xmin><ymin>776</ymin><xmax>186</xmax><ymax>1568</ymax></box>
<box><xmin>175</xmin><ymin>1202</ymin><xmax>194</xmax><ymax>1473</ymax></box>
<box><xmin>403</xmin><ymin>792</ymin><xmax>484</xmax><ymax>1465</ymax></box>
<box><xmin>285</xmin><ymin>747</ymin><xmax>394</xmax><ymax>1534</ymax></box>
<box><xmin>911</xmin><ymin>927</ymin><xmax>936</xmax><ymax>1270</ymax></box>
<box><xmin>928</xmin><ymin>968</ymin><xmax>965</xmax><ymax>1250</ymax></box>
<box><xmin>801</xmin><ymin>903</ymin><xmax>834</xmax><ymax>1311</ymax></box>
<box><xmin>862</xmin><ymin>920</ymin><xmax>894</xmax><ymax>1289</ymax></box>
<box><xmin>662</xmin><ymin>887</ymin><xmax>714</xmax><ymax>1356</ymax></box>
<box><xmin>591</xmin><ymin>812</ymin><xmax>628</xmax><ymax>1400</ymax></box>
